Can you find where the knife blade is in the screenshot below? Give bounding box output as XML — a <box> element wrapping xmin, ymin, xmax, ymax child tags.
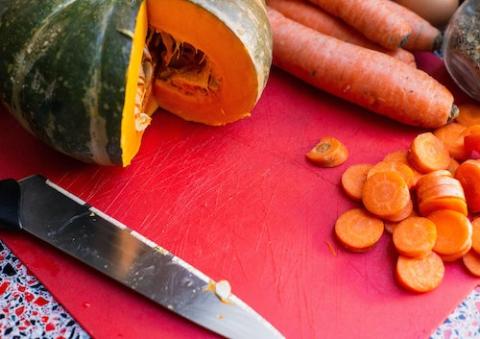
<box><xmin>0</xmin><ymin>175</ymin><xmax>284</xmax><ymax>339</ymax></box>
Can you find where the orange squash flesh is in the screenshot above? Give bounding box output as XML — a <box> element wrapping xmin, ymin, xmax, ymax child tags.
<box><xmin>147</xmin><ymin>0</ymin><xmax>260</xmax><ymax>126</ymax></box>
<box><xmin>118</xmin><ymin>0</ymin><xmax>271</xmax><ymax>166</ymax></box>
<box><xmin>121</xmin><ymin>2</ymin><xmax>149</xmax><ymax>166</ymax></box>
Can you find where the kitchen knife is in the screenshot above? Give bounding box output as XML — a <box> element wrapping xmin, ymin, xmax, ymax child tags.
<box><xmin>0</xmin><ymin>175</ymin><xmax>284</xmax><ymax>339</ymax></box>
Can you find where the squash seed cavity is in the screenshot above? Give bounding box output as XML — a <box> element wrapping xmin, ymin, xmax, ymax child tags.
<box><xmin>148</xmin><ymin>30</ymin><xmax>221</xmax><ymax>97</ymax></box>
<box><xmin>134</xmin><ymin>30</ymin><xmax>221</xmax><ymax>132</ymax></box>
<box><xmin>134</xmin><ymin>45</ymin><xmax>154</xmax><ymax>132</ymax></box>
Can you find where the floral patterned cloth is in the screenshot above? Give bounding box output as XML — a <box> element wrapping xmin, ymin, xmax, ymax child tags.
<box><xmin>431</xmin><ymin>286</ymin><xmax>480</xmax><ymax>339</ymax></box>
<box><xmin>0</xmin><ymin>240</ymin><xmax>478</xmax><ymax>338</ymax></box>
<box><xmin>0</xmin><ymin>241</ymin><xmax>88</xmax><ymax>338</ymax></box>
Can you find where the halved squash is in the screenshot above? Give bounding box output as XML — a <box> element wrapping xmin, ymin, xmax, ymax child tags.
<box><xmin>0</xmin><ymin>0</ymin><xmax>272</xmax><ymax>166</ymax></box>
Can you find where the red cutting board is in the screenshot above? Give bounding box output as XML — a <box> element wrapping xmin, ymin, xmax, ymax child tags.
<box><xmin>1</xmin><ymin>53</ymin><xmax>479</xmax><ymax>339</ymax></box>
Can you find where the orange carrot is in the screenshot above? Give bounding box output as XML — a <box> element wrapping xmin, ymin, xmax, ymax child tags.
<box><xmin>416</xmin><ymin>175</ymin><xmax>465</xmax><ymax>195</ymax></box>
<box><xmin>412</xmin><ymin>171</ymin><xmax>423</xmax><ymax>188</ymax></box>
<box><xmin>383</xmin><ymin>49</ymin><xmax>416</xmax><ymax>67</ymax></box>
<box><xmin>384</xmin><ymin>199</ymin><xmax>413</xmax><ymax>222</ymax></box>
<box><xmin>267</xmin><ymin>9</ymin><xmax>457</xmax><ymax>129</ymax></box>
<box><xmin>428</xmin><ymin>210</ymin><xmax>472</xmax><ymax>257</ymax></box>
<box><xmin>307</xmin><ymin>0</ymin><xmax>412</xmax><ymax>50</ymax></box>
<box><xmin>341</xmin><ymin>163</ymin><xmax>373</xmax><ymax>200</ymax></box>
<box><xmin>383</xmin><ymin>150</ymin><xmax>423</xmax><ymax>186</ymax></box>
<box><xmin>306</xmin><ymin>136</ymin><xmax>349</xmax><ymax>167</ymax></box>
<box><xmin>448</xmin><ymin>159</ymin><xmax>460</xmax><ymax>176</ymax></box>
<box><xmin>440</xmin><ymin>240</ymin><xmax>471</xmax><ymax>262</ymax></box>
<box><xmin>418</xmin><ymin>184</ymin><xmax>466</xmax><ymax>202</ymax></box>
<box><xmin>368</xmin><ymin>161</ymin><xmax>415</xmax><ymax>189</ymax></box>
<box><xmin>325</xmin><ymin>240</ymin><xmax>338</xmax><ymax>257</ymax></box>
<box><xmin>415</xmin><ymin>170</ymin><xmax>452</xmax><ymax>196</ymax></box>
<box><xmin>409</xmin><ymin>133</ymin><xmax>451</xmax><ymax>173</ymax></box>
<box><xmin>472</xmin><ymin>218</ymin><xmax>480</xmax><ymax>255</ymax></box>
<box><xmin>463</xmin><ymin>250</ymin><xmax>480</xmax><ymax>277</ymax></box>
<box><xmin>384</xmin><ymin>150</ymin><xmax>408</xmax><ymax>164</ymax></box>
<box><xmin>393</xmin><ymin>216</ymin><xmax>437</xmax><ymax>258</ymax></box>
<box><xmin>463</xmin><ymin>125</ymin><xmax>480</xmax><ymax>155</ymax></box>
<box><xmin>416</xmin><ymin>172</ymin><xmax>467</xmax><ymax>215</ymax></box>
<box><xmin>383</xmin><ymin>0</ymin><xmax>442</xmax><ymax>51</ymax></box>
<box><xmin>457</xmin><ymin>104</ymin><xmax>480</xmax><ymax>127</ymax></box>
<box><xmin>267</xmin><ymin>0</ymin><xmax>416</xmax><ymax>66</ymax></box>
<box><xmin>415</xmin><ymin>170</ymin><xmax>452</xmax><ymax>189</ymax></box>
<box><xmin>362</xmin><ymin>171</ymin><xmax>410</xmax><ymax>217</ymax></box>
<box><xmin>433</xmin><ymin>123</ymin><xmax>468</xmax><ymax>161</ymax></box>
<box><xmin>416</xmin><ymin>175</ymin><xmax>462</xmax><ymax>196</ymax></box>
<box><xmin>334</xmin><ymin>208</ymin><xmax>384</xmax><ymax>252</ymax></box>
<box><xmin>396</xmin><ymin>253</ymin><xmax>444</xmax><ymax>293</ymax></box>
<box><xmin>455</xmin><ymin>160</ymin><xmax>480</xmax><ymax>213</ymax></box>
<box><xmin>419</xmin><ymin>197</ymin><xmax>468</xmax><ymax>216</ymax></box>
<box><xmin>385</xmin><ymin>209</ymin><xmax>417</xmax><ymax>234</ymax></box>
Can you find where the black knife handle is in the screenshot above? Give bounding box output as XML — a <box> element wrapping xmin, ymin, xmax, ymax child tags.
<box><xmin>0</xmin><ymin>179</ymin><xmax>22</xmax><ymax>231</ymax></box>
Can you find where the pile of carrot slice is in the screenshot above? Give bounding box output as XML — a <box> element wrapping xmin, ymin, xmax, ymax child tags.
<box><xmin>335</xmin><ymin>104</ymin><xmax>480</xmax><ymax>293</ymax></box>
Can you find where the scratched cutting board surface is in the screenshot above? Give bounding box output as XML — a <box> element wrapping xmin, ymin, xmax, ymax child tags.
<box><xmin>1</xmin><ymin>53</ymin><xmax>479</xmax><ymax>339</ymax></box>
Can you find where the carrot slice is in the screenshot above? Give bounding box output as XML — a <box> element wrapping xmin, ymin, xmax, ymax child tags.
<box><xmin>368</xmin><ymin>161</ymin><xmax>415</xmax><ymax>189</ymax></box>
<box><xmin>411</xmin><ymin>172</ymin><xmax>424</xmax><ymax>189</ymax></box>
<box><xmin>440</xmin><ymin>239</ymin><xmax>472</xmax><ymax>262</ymax></box>
<box><xmin>385</xmin><ymin>150</ymin><xmax>423</xmax><ymax>185</ymax></box>
<box><xmin>428</xmin><ymin>210</ymin><xmax>473</xmax><ymax>256</ymax></box>
<box><xmin>384</xmin><ymin>150</ymin><xmax>408</xmax><ymax>164</ymax></box>
<box><xmin>396</xmin><ymin>252</ymin><xmax>444</xmax><ymax>293</ymax></box>
<box><xmin>393</xmin><ymin>217</ymin><xmax>437</xmax><ymax>258</ymax></box>
<box><xmin>463</xmin><ymin>250</ymin><xmax>480</xmax><ymax>277</ymax></box>
<box><xmin>418</xmin><ymin>184</ymin><xmax>466</xmax><ymax>203</ymax></box>
<box><xmin>382</xmin><ymin>150</ymin><xmax>423</xmax><ymax>187</ymax></box>
<box><xmin>448</xmin><ymin>159</ymin><xmax>460</xmax><ymax>176</ymax></box>
<box><xmin>417</xmin><ymin>182</ymin><xmax>465</xmax><ymax>201</ymax></box>
<box><xmin>341</xmin><ymin>164</ymin><xmax>373</xmax><ymax>200</ymax></box>
<box><xmin>334</xmin><ymin>208</ymin><xmax>384</xmax><ymax>252</ymax></box>
<box><xmin>416</xmin><ymin>176</ymin><xmax>463</xmax><ymax>196</ymax></box>
<box><xmin>306</xmin><ymin>136</ymin><xmax>349</xmax><ymax>167</ymax></box>
<box><xmin>463</xmin><ymin>125</ymin><xmax>480</xmax><ymax>155</ymax></box>
<box><xmin>416</xmin><ymin>170</ymin><xmax>452</xmax><ymax>186</ymax></box>
<box><xmin>472</xmin><ymin>218</ymin><xmax>480</xmax><ymax>255</ymax></box>
<box><xmin>385</xmin><ymin>210</ymin><xmax>417</xmax><ymax>235</ymax></box>
<box><xmin>419</xmin><ymin>197</ymin><xmax>468</xmax><ymax>216</ymax></box>
<box><xmin>409</xmin><ymin>133</ymin><xmax>451</xmax><ymax>173</ymax></box>
<box><xmin>362</xmin><ymin>171</ymin><xmax>410</xmax><ymax>217</ymax></box>
<box><xmin>455</xmin><ymin>160</ymin><xmax>480</xmax><ymax>213</ymax></box>
<box><xmin>433</xmin><ymin>123</ymin><xmax>468</xmax><ymax>161</ymax></box>
<box><xmin>384</xmin><ymin>199</ymin><xmax>413</xmax><ymax>222</ymax></box>
<box><xmin>456</xmin><ymin>104</ymin><xmax>480</xmax><ymax>127</ymax></box>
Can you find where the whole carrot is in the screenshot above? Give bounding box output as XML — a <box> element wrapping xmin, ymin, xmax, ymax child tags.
<box><xmin>307</xmin><ymin>0</ymin><xmax>412</xmax><ymax>50</ymax></box>
<box><xmin>384</xmin><ymin>0</ymin><xmax>442</xmax><ymax>51</ymax></box>
<box><xmin>267</xmin><ymin>0</ymin><xmax>416</xmax><ymax>66</ymax></box>
<box><xmin>268</xmin><ymin>8</ymin><xmax>457</xmax><ymax>128</ymax></box>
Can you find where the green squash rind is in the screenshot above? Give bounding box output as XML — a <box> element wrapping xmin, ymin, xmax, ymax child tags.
<box><xmin>0</xmin><ymin>0</ymin><xmax>143</xmax><ymax>165</ymax></box>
